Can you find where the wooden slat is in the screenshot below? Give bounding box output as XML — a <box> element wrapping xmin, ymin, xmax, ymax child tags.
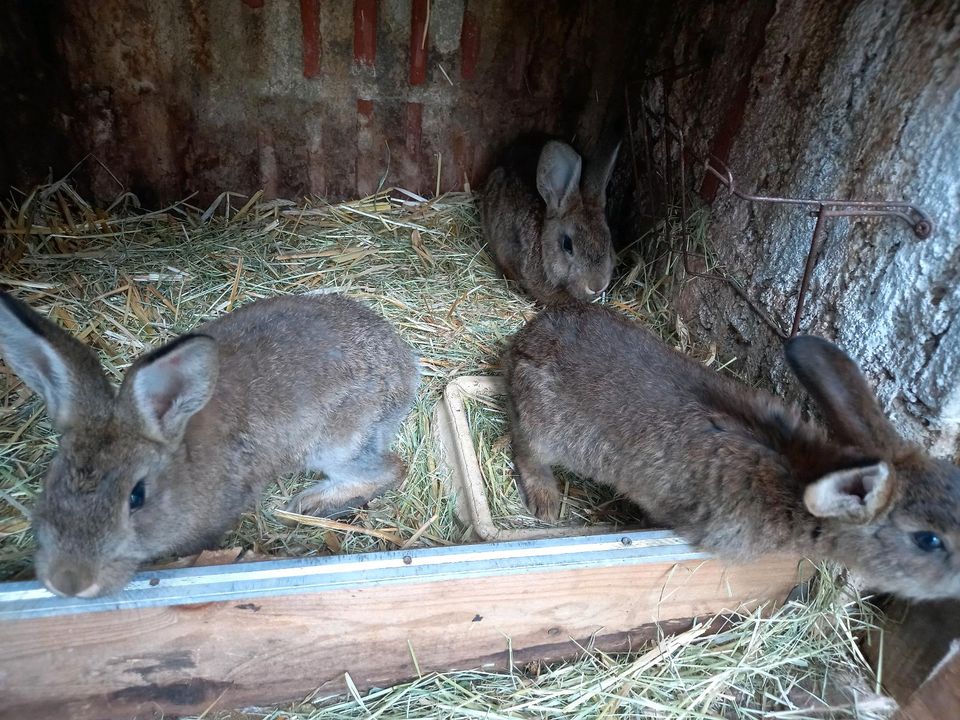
<box><xmin>0</xmin><ymin>533</ymin><xmax>803</xmax><ymax>719</ymax></box>
<box><xmin>894</xmin><ymin>643</ymin><xmax>960</xmax><ymax>720</ymax></box>
<box><xmin>864</xmin><ymin>598</ymin><xmax>960</xmax><ymax>703</ymax></box>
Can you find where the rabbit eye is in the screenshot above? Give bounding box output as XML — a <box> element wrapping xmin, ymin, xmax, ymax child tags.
<box><xmin>561</xmin><ymin>234</ymin><xmax>573</xmax><ymax>255</ymax></box>
<box><xmin>129</xmin><ymin>480</ymin><xmax>146</xmax><ymax>512</ymax></box>
<box><xmin>912</xmin><ymin>531</ymin><xmax>944</xmax><ymax>552</ymax></box>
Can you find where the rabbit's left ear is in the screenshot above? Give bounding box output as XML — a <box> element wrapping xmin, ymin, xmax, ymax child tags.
<box><xmin>804</xmin><ymin>461</ymin><xmax>894</xmax><ymax>523</ymax></box>
<box><xmin>0</xmin><ymin>293</ymin><xmax>113</xmax><ymax>431</ymax></box>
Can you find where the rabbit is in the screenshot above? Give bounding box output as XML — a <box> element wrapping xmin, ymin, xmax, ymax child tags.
<box><xmin>501</xmin><ymin>301</ymin><xmax>960</xmax><ymax>601</ymax></box>
<box><xmin>0</xmin><ymin>292</ymin><xmax>419</xmax><ymax>598</ymax></box>
<box><xmin>479</xmin><ymin>134</ymin><xmax>619</xmax><ymax>303</ymax></box>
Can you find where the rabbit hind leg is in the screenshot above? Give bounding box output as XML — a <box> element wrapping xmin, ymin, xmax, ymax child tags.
<box><xmin>285</xmin><ymin>426</ymin><xmax>404</xmax><ymax>519</ymax></box>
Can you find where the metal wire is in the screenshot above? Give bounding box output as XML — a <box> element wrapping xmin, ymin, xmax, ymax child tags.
<box><xmin>642</xmin><ymin>106</ymin><xmax>935</xmax><ymax>339</ymax></box>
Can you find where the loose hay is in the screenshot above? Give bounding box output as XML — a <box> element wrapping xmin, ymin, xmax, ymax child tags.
<box><xmin>185</xmin><ymin>568</ymin><xmax>895</xmax><ymax>720</ymax></box>
<box><xmin>0</xmin><ymin>183</ymin><xmax>711</xmax><ymax>578</ymax></box>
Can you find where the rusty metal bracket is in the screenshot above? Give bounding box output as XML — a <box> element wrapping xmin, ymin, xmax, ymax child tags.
<box><xmin>703</xmin><ymin>155</ymin><xmax>934</xmax><ymax>336</ymax></box>
<box><xmin>647</xmin><ymin>106</ymin><xmax>935</xmax><ymax>339</ymax></box>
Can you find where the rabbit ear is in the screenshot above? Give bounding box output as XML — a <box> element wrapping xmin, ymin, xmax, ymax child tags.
<box><xmin>121</xmin><ymin>334</ymin><xmax>218</xmax><ymax>444</ymax></box>
<box><xmin>804</xmin><ymin>461</ymin><xmax>894</xmax><ymax>523</ymax></box>
<box><xmin>0</xmin><ymin>293</ymin><xmax>112</xmax><ymax>431</ymax></box>
<box><xmin>582</xmin><ymin>141</ymin><xmax>620</xmax><ymax>206</ymax></box>
<box><xmin>536</xmin><ymin>141</ymin><xmax>582</xmax><ymax>213</ymax></box>
<box><xmin>785</xmin><ymin>335</ymin><xmax>901</xmax><ymax>452</ymax></box>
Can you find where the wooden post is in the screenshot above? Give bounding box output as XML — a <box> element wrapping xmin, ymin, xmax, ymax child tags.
<box><xmin>0</xmin><ymin>531</ymin><xmax>803</xmax><ymax>719</ymax></box>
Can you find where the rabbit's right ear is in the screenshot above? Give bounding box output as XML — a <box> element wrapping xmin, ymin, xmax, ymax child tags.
<box><xmin>785</xmin><ymin>335</ymin><xmax>901</xmax><ymax>452</ymax></box>
<box><xmin>537</xmin><ymin>141</ymin><xmax>582</xmax><ymax>213</ymax></box>
<box><xmin>120</xmin><ymin>334</ymin><xmax>218</xmax><ymax>445</ymax></box>
<box><xmin>0</xmin><ymin>293</ymin><xmax>111</xmax><ymax>431</ymax></box>
<box><xmin>804</xmin><ymin>461</ymin><xmax>894</xmax><ymax>523</ymax></box>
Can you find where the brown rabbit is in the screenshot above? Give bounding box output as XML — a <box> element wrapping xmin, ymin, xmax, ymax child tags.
<box><xmin>0</xmin><ymin>293</ymin><xmax>419</xmax><ymax>598</ymax></box>
<box><xmin>502</xmin><ymin>301</ymin><xmax>960</xmax><ymax>601</ymax></box>
<box><xmin>479</xmin><ymin>135</ymin><xmax>619</xmax><ymax>303</ymax></box>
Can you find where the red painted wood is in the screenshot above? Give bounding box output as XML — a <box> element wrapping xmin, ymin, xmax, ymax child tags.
<box><xmin>405</xmin><ymin>102</ymin><xmax>422</xmax><ymax>155</ymax></box>
<box><xmin>356</xmin><ymin>98</ymin><xmax>376</xmax><ymax>196</ymax></box>
<box><xmin>354</xmin><ymin>0</ymin><xmax>377</xmax><ymax>67</ymax></box>
<box><xmin>300</xmin><ymin>0</ymin><xmax>321</xmax><ymax>78</ymax></box>
<box><xmin>459</xmin><ymin>6</ymin><xmax>480</xmax><ymax>80</ymax></box>
<box><xmin>698</xmin><ymin>2</ymin><xmax>775</xmax><ymax>203</ymax></box>
<box><xmin>409</xmin><ymin>0</ymin><xmax>429</xmax><ymax>86</ymax></box>
<box><xmin>452</xmin><ymin>128</ymin><xmax>469</xmax><ymax>191</ymax></box>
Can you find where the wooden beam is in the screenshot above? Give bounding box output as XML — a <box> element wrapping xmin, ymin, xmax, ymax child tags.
<box><xmin>894</xmin><ymin>642</ymin><xmax>960</xmax><ymax>720</ymax></box>
<box><xmin>0</xmin><ymin>531</ymin><xmax>803</xmax><ymax>719</ymax></box>
<box><xmin>863</xmin><ymin>598</ymin><xmax>960</xmax><ymax>704</ymax></box>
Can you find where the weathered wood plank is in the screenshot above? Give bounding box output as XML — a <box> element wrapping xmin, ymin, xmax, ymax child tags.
<box><xmin>893</xmin><ymin>642</ymin><xmax>960</xmax><ymax>720</ymax></box>
<box><xmin>863</xmin><ymin>598</ymin><xmax>960</xmax><ymax>704</ymax></box>
<box><xmin>0</xmin><ymin>533</ymin><xmax>803</xmax><ymax>719</ymax></box>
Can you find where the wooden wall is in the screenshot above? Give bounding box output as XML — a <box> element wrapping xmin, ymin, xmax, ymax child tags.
<box><xmin>0</xmin><ymin>0</ymin><xmax>664</xmax><ymax>205</ymax></box>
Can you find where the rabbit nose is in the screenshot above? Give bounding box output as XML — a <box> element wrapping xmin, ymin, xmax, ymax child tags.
<box><xmin>46</xmin><ymin>565</ymin><xmax>98</xmax><ymax>598</ymax></box>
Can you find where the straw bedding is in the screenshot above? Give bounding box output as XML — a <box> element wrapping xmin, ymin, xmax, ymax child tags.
<box><xmin>0</xmin><ymin>183</ymin><xmax>709</xmax><ymax>575</ymax></box>
<box><xmin>0</xmin><ymin>182</ymin><xmax>891</xmax><ymax>718</ymax></box>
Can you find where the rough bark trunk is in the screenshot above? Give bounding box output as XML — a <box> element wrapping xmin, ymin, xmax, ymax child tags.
<box><xmin>660</xmin><ymin>0</ymin><xmax>959</xmax><ymax>454</ymax></box>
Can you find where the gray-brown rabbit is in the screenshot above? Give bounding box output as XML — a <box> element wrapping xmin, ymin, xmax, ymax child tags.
<box><xmin>502</xmin><ymin>301</ymin><xmax>960</xmax><ymax>601</ymax></box>
<box><xmin>479</xmin><ymin>135</ymin><xmax>619</xmax><ymax>303</ymax></box>
<box><xmin>0</xmin><ymin>292</ymin><xmax>419</xmax><ymax>598</ymax></box>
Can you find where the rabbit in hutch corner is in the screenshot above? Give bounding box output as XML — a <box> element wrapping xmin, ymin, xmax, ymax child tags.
<box><xmin>480</xmin><ymin>133</ymin><xmax>620</xmax><ymax>304</ymax></box>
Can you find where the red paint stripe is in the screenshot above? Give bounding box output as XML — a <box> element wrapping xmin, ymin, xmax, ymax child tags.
<box><xmin>409</xmin><ymin>0</ymin><xmax>429</xmax><ymax>85</ymax></box>
<box><xmin>242</xmin><ymin>0</ymin><xmax>264</xmax><ymax>9</ymax></box>
<box><xmin>300</xmin><ymin>0</ymin><xmax>321</xmax><ymax>78</ymax></box>
<box><xmin>460</xmin><ymin>7</ymin><xmax>480</xmax><ymax>80</ymax></box>
<box><xmin>405</xmin><ymin>102</ymin><xmax>423</xmax><ymax>156</ymax></box>
<box><xmin>452</xmin><ymin>130</ymin><xmax>469</xmax><ymax>191</ymax></box>
<box><xmin>356</xmin><ymin>99</ymin><xmax>375</xmax><ymax>195</ymax></box>
<box><xmin>354</xmin><ymin>0</ymin><xmax>377</xmax><ymax>67</ymax></box>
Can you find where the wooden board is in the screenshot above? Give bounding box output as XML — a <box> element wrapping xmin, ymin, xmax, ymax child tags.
<box><xmin>863</xmin><ymin>598</ymin><xmax>960</xmax><ymax>703</ymax></box>
<box><xmin>0</xmin><ymin>531</ymin><xmax>803</xmax><ymax>719</ymax></box>
<box><xmin>894</xmin><ymin>642</ymin><xmax>960</xmax><ymax>720</ymax></box>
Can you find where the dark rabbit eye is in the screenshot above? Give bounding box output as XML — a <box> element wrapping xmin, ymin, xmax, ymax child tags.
<box><xmin>561</xmin><ymin>234</ymin><xmax>573</xmax><ymax>255</ymax></box>
<box><xmin>129</xmin><ymin>480</ymin><xmax>146</xmax><ymax>512</ymax></box>
<box><xmin>912</xmin><ymin>531</ymin><xmax>944</xmax><ymax>552</ymax></box>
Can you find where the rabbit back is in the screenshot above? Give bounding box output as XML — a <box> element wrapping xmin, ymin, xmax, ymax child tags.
<box><xmin>194</xmin><ymin>293</ymin><xmax>417</xmax><ymax>478</ymax></box>
<box><xmin>502</xmin><ymin>302</ymin><xmax>812</xmax><ymax>549</ymax></box>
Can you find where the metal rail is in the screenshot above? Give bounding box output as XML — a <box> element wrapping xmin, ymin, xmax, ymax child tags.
<box><xmin>0</xmin><ymin>530</ymin><xmax>699</xmax><ymax>621</ymax></box>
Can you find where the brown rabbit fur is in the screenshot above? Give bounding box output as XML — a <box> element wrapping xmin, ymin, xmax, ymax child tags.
<box><xmin>502</xmin><ymin>301</ymin><xmax>960</xmax><ymax>601</ymax></box>
<box><xmin>479</xmin><ymin>134</ymin><xmax>619</xmax><ymax>303</ymax></box>
<box><xmin>0</xmin><ymin>293</ymin><xmax>419</xmax><ymax>598</ymax></box>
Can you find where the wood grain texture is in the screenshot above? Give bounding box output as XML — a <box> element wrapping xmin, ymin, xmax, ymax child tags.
<box><xmin>0</xmin><ymin>554</ymin><xmax>801</xmax><ymax>719</ymax></box>
<box><xmin>893</xmin><ymin>642</ymin><xmax>960</xmax><ymax>720</ymax></box>
<box><xmin>864</xmin><ymin>598</ymin><xmax>960</xmax><ymax>703</ymax></box>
